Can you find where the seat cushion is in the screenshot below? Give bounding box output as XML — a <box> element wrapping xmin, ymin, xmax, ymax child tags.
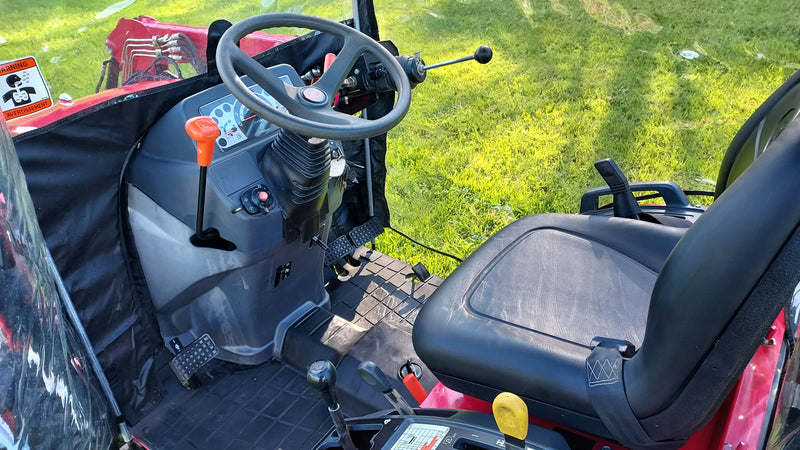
<box><xmin>413</xmin><ymin>213</ymin><xmax>685</xmax><ymax>432</ymax></box>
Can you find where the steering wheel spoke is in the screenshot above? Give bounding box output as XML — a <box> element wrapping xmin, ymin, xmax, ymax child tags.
<box><xmin>313</xmin><ymin>41</ymin><xmax>366</xmax><ymax>100</ymax></box>
<box><xmin>216</xmin><ymin>13</ymin><xmax>411</xmax><ymax>140</ymax></box>
<box><xmin>229</xmin><ymin>46</ymin><xmax>298</xmax><ymax>106</ymax></box>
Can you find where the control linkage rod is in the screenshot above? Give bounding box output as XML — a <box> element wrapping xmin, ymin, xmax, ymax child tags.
<box><xmin>424</xmin><ymin>45</ymin><xmax>493</xmax><ymax>71</ymax></box>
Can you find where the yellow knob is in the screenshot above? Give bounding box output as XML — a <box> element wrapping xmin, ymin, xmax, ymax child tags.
<box><xmin>492</xmin><ymin>392</ymin><xmax>528</xmax><ymax>441</ymax></box>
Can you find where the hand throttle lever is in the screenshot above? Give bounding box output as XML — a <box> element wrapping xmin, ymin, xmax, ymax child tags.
<box><xmin>396</xmin><ymin>46</ymin><xmax>493</xmax><ymax>88</ymax></box>
<box><xmin>357</xmin><ymin>361</ymin><xmax>415</xmax><ymax>415</ymax></box>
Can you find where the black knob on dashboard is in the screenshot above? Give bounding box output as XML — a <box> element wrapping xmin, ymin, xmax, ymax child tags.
<box><xmin>474</xmin><ymin>45</ymin><xmax>493</xmax><ymax>64</ymax></box>
<box><xmin>307</xmin><ymin>360</ymin><xmax>338</xmax><ymax>409</ymax></box>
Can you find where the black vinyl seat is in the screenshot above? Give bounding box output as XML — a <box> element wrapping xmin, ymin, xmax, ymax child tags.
<box><xmin>414</xmin><ymin>214</ymin><xmax>683</xmax><ymax>433</ymax></box>
<box><xmin>413</xmin><ymin>117</ymin><xmax>800</xmax><ymax>447</ymax></box>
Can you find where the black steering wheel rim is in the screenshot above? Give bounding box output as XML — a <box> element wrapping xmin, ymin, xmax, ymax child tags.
<box><xmin>216</xmin><ymin>13</ymin><xmax>411</xmax><ymax>140</ymax></box>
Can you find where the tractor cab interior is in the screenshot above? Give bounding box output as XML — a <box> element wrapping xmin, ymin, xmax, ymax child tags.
<box><xmin>3</xmin><ymin>3</ymin><xmax>800</xmax><ymax>450</ymax></box>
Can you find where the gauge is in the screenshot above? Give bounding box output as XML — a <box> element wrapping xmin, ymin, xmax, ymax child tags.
<box><xmin>199</xmin><ymin>84</ymin><xmax>287</xmax><ymax>150</ymax></box>
<box><xmin>208</xmin><ymin>100</ymin><xmax>247</xmax><ymax>149</ymax></box>
<box><xmin>234</xmin><ymin>86</ymin><xmax>287</xmax><ymax>140</ymax></box>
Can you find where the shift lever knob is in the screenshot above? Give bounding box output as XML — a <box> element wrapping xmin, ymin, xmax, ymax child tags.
<box><xmin>357</xmin><ymin>361</ymin><xmax>415</xmax><ymax>415</ymax></box>
<box><xmin>473</xmin><ymin>45</ymin><xmax>493</xmax><ymax>64</ymax></box>
<box><xmin>307</xmin><ymin>361</ymin><xmax>356</xmax><ymax>450</ymax></box>
<box><xmin>357</xmin><ymin>360</ymin><xmax>393</xmax><ymax>393</ymax></box>
<box><xmin>307</xmin><ymin>360</ymin><xmax>338</xmax><ymax>409</ymax></box>
<box><xmin>185</xmin><ymin>116</ymin><xmax>219</xmax><ymax>167</ymax></box>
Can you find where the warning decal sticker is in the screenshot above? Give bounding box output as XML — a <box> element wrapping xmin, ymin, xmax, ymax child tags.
<box><xmin>0</xmin><ymin>57</ymin><xmax>53</xmax><ymax>121</ymax></box>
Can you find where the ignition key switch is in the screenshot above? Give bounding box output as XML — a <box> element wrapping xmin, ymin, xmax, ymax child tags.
<box><xmin>240</xmin><ymin>184</ymin><xmax>272</xmax><ymax>214</ymax></box>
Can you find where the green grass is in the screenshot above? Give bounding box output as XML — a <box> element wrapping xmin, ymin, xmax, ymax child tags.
<box><xmin>0</xmin><ymin>0</ymin><xmax>347</xmax><ymax>98</ymax></box>
<box><xmin>2</xmin><ymin>0</ymin><xmax>799</xmax><ymax>276</ymax></box>
<box><xmin>373</xmin><ymin>0</ymin><xmax>800</xmax><ymax>274</ymax></box>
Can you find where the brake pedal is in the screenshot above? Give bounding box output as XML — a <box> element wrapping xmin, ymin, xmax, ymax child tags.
<box><xmin>169</xmin><ymin>334</ymin><xmax>219</xmax><ymax>386</ymax></box>
<box><xmin>325</xmin><ymin>217</ymin><xmax>384</xmax><ymax>265</ymax></box>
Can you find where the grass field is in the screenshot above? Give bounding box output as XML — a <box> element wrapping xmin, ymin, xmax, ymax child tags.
<box><xmin>375</xmin><ymin>0</ymin><xmax>800</xmax><ymax>274</ymax></box>
<box><xmin>2</xmin><ymin>0</ymin><xmax>799</xmax><ymax>275</ymax></box>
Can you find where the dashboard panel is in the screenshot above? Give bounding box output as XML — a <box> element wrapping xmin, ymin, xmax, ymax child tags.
<box><xmin>130</xmin><ymin>64</ymin><xmax>306</xmax><ymax>241</ymax></box>
<box><xmin>199</xmin><ymin>76</ymin><xmax>291</xmax><ymax>150</ymax></box>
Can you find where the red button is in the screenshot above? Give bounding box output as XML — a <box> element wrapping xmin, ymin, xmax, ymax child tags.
<box><xmin>301</xmin><ymin>87</ymin><xmax>327</xmax><ymax>104</ymax></box>
<box><xmin>258</xmin><ymin>191</ymin><xmax>269</xmax><ymax>202</ymax></box>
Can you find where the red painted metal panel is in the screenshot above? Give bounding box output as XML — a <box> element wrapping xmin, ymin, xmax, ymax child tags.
<box><xmin>421</xmin><ymin>311</ymin><xmax>787</xmax><ymax>450</ymax></box>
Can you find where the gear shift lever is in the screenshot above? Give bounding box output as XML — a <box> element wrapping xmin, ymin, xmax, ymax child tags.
<box><xmin>307</xmin><ymin>361</ymin><xmax>357</xmax><ymax>450</ymax></box>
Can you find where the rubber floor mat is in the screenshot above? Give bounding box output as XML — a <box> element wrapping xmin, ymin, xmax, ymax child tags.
<box><xmin>131</xmin><ymin>248</ymin><xmax>444</xmax><ymax>449</ymax></box>
<box><xmin>132</xmin><ymin>361</ymin><xmax>332</xmax><ymax>449</ymax></box>
<box><xmin>327</xmin><ymin>247</ymin><xmax>443</xmax><ymax>331</ymax></box>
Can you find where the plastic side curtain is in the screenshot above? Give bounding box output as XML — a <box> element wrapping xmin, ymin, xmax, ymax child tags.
<box><xmin>0</xmin><ymin>115</ymin><xmax>114</xmax><ymax>449</ymax></box>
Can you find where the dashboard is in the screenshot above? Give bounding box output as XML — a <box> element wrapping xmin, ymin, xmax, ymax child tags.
<box><xmin>130</xmin><ymin>63</ymin><xmax>345</xmax><ymax>247</ymax></box>
<box><xmin>199</xmin><ymin>76</ymin><xmax>290</xmax><ymax>150</ymax></box>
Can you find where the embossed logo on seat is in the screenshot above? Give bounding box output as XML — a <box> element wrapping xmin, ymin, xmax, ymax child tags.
<box><xmin>587</xmin><ymin>358</ymin><xmax>620</xmax><ymax>387</ymax></box>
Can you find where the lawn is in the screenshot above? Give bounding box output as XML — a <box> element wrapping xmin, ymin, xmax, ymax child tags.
<box><xmin>375</xmin><ymin>0</ymin><xmax>800</xmax><ymax>274</ymax></box>
<box><xmin>2</xmin><ymin>0</ymin><xmax>799</xmax><ymax>275</ymax></box>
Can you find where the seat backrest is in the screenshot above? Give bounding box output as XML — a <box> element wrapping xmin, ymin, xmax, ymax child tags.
<box><xmin>625</xmin><ymin>117</ymin><xmax>800</xmax><ymax>441</ymax></box>
<box><xmin>716</xmin><ymin>69</ymin><xmax>800</xmax><ymax>196</ymax></box>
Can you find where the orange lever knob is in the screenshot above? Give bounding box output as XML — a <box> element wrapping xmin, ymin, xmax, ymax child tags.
<box><xmin>185</xmin><ymin>116</ymin><xmax>220</xmax><ymax>167</ymax></box>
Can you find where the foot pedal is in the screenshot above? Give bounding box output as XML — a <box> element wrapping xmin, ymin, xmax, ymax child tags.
<box><xmin>411</xmin><ymin>262</ymin><xmax>431</xmax><ymax>282</ymax></box>
<box><xmin>169</xmin><ymin>334</ymin><xmax>219</xmax><ymax>385</ymax></box>
<box><xmin>325</xmin><ymin>217</ymin><xmax>384</xmax><ymax>265</ymax></box>
<box><xmin>349</xmin><ymin>217</ymin><xmax>384</xmax><ymax>247</ymax></box>
<box><xmin>325</xmin><ymin>235</ymin><xmax>357</xmax><ymax>266</ymax></box>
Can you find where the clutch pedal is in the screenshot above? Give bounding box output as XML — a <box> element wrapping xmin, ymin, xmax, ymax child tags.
<box><xmin>169</xmin><ymin>334</ymin><xmax>219</xmax><ymax>385</ymax></box>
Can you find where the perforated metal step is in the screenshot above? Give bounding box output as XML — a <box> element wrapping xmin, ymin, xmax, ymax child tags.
<box><xmin>169</xmin><ymin>334</ymin><xmax>219</xmax><ymax>383</ymax></box>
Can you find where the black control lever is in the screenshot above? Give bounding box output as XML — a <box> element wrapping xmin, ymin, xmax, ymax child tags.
<box><xmin>594</xmin><ymin>158</ymin><xmax>642</xmax><ymax>219</ymax></box>
<box><xmin>393</xmin><ymin>46</ymin><xmax>493</xmax><ymax>89</ymax></box>
<box><xmin>307</xmin><ymin>361</ymin><xmax>357</xmax><ymax>450</ymax></box>
<box><xmin>424</xmin><ymin>45</ymin><xmax>493</xmax><ymax>70</ymax></box>
<box><xmin>357</xmin><ymin>361</ymin><xmax>415</xmax><ymax>415</ymax></box>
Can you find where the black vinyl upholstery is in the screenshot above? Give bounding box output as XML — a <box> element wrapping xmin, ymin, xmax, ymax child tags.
<box><xmin>414</xmin><ymin>118</ymin><xmax>800</xmax><ymax>445</ymax></box>
<box><xmin>414</xmin><ymin>214</ymin><xmax>683</xmax><ymax>414</ymax></box>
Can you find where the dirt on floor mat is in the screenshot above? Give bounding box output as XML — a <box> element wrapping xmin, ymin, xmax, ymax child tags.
<box><xmin>328</xmin><ymin>247</ymin><xmax>443</xmax><ymax>330</ymax></box>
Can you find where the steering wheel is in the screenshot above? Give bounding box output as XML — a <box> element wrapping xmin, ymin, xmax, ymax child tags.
<box><xmin>216</xmin><ymin>13</ymin><xmax>411</xmax><ymax>141</ymax></box>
